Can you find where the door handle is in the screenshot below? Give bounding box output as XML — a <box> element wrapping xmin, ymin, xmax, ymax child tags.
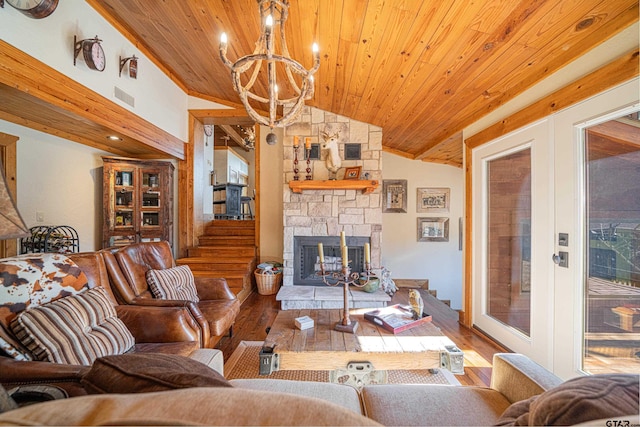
<box><xmin>552</xmin><ymin>252</ymin><xmax>569</xmax><ymax>268</ymax></box>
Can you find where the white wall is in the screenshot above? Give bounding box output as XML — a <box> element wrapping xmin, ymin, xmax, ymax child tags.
<box><xmin>1</xmin><ymin>120</ymin><xmax>112</xmax><ymax>252</ymax></box>
<box><xmin>382</xmin><ymin>153</ymin><xmax>464</xmax><ymax>309</ymax></box>
<box><xmin>0</xmin><ymin>0</ymin><xmax>188</xmax><ymax>140</ymax></box>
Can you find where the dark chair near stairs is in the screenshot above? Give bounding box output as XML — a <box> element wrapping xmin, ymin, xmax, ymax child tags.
<box><xmin>240</xmin><ymin>189</ymin><xmax>255</xmax><ymax>220</ymax></box>
<box><xmin>103</xmin><ymin>241</ymin><xmax>240</xmax><ymax>349</ymax></box>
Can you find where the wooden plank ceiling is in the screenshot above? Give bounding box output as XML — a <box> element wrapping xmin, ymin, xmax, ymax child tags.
<box><xmin>90</xmin><ymin>0</ymin><xmax>637</xmax><ymax>166</ymax></box>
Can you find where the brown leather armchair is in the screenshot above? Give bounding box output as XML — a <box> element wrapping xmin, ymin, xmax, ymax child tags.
<box><xmin>103</xmin><ymin>241</ymin><xmax>240</xmax><ymax>349</ymax></box>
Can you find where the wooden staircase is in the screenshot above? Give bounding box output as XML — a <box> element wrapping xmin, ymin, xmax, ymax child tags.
<box><xmin>177</xmin><ymin>220</ymin><xmax>257</xmax><ymax>303</ymax></box>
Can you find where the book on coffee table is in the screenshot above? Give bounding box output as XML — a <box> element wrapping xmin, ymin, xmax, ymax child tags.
<box><xmin>364</xmin><ymin>304</ymin><xmax>432</xmax><ymax>334</ymax></box>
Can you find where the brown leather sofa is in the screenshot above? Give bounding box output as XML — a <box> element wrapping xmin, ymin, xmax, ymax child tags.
<box><xmin>102</xmin><ymin>241</ymin><xmax>240</xmax><ymax>348</ymax></box>
<box><xmin>0</xmin><ymin>251</ymin><xmax>223</xmax><ymax>396</ymax></box>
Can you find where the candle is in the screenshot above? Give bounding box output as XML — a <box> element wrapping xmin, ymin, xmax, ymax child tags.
<box><xmin>342</xmin><ymin>245</ymin><xmax>348</xmax><ymax>267</ymax></box>
<box><xmin>364</xmin><ymin>243</ymin><xmax>370</xmax><ymax>264</ymax></box>
<box><xmin>317</xmin><ymin>242</ymin><xmax>324</xmax><ymax>263</ymax></box>
<box><xmin>305</xmin><ymin>137</ymin><xmax>311</xmax><ymax>149</ymax></box>
<box><xmin>293</xmin><ymin>135</ymin><xmax>299</xmax><ymax>148</ymax></box>
<box><xmin>340</xmin><ymin>231</ymin><xmax>346</xmax><ymax>248</ymax></box>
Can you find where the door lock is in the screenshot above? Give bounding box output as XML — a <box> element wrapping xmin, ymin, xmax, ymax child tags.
<box><xmin>552</xmin><ymin>251</ymin><xmax>569</xmax><ymax>268</ymax></box>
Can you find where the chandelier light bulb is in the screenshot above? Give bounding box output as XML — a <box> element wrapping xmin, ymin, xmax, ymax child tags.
<box><xmin>312</xmin><ymin>43</ymin><xmax>319</xmax><ymax>53</ymax></box>
<box><xmin>266</xmin><ymin>14</ymin><xmax>273</xmax><ymax>27</ymax></box>
<box><xmin>220</xmin><ymin>32</ymin><xmax>228</xmax><ymax>45</ymax></box>
<box><xmin>274</xmin><ymin>84</ymin><xmax>279</xmax><ymax>94</ymax></box>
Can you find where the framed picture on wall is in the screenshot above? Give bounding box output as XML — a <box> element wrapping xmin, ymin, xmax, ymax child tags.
<box><xmin>383</xmin><ymin>180</ymin><xmax>407</xmax><ymax>213</ymax></box>
<box><xmin>343</xmin><ymin>166</ymin><xmax>361</xmax><ymax>180</ymax></box>
<box><xmin>417</xmin><ymin>217</ymin><xmax>449</xmax><ymax>242</ymax></box>
<box><xmin>417</xmin><ymin>187</ymin><xmax>450</xmax><ymax>213</ymax></box>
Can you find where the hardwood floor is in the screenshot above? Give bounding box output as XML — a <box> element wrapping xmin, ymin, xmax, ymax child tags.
<box><xmin>216</xmin><ymin>287</ymin><xmax>509</xmax><ymax>387</ymax></box>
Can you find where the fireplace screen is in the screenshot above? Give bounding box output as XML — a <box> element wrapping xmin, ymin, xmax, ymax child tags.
<box><xmin>293</xmin><ymin>236</ymin><xmax>369</xmax><ymax>286</ymax></box>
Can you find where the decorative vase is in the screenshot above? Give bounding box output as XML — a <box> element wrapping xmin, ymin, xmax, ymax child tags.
<box><xmin>359</xmin><ymin>275</ymin><xmax>380</xmax><ymax>293</ymax></box>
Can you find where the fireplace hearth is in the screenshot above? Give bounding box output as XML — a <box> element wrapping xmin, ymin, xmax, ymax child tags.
<box><xmin>293</xmin><ymin>236</ymin><xmax>369</xmax><ymax>286</ymax></box>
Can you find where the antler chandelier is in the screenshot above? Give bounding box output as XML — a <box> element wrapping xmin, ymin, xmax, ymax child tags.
<box><xmin>219</xmin><ymin>0</ymin><xmax>320</xmax><ymax>144</ymax></box>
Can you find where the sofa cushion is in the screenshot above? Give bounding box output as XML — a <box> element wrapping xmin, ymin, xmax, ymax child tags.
<box><xmin>496</xmin><ymin>374</ymin><xmax>640</xmax><ymax>426</ymax></box>
<box><xmin>0</xmin><ymin>388</ymin><xmax>381</xmax><ymax>426</ymax></box>
<box><xmin>362</xmin><ymin>384</ymin><xmax>511</xmax><ymax>426</ymax></box>
<box><xmin>231</xmin><ymin>378</ymin><xmax>363</xmax><ymax>414</ymax></box>
<box><xmin>146</xmin><ymin>265</ymin><xmax>199</xmax><ymax>303</ymax></box>
<box><xmin>81</xmin><ymin>353</ymin><xmax>231</xmax><ymax>394</ymax></box>
<box><xmin>11</xmin><ymin>286</ymin><xmax>135</xmax><ymax>365</ymax></box>
<box><xmin>0</xmin><ymin>253</ymin><xmax>89</xmax><ymax>359</ymax></box>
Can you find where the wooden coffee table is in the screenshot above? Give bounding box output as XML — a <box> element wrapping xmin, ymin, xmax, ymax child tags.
<box><xmin>262</xmin><ymin>308</ymin><xmax>459</xmax><ymax>374</ymax></box>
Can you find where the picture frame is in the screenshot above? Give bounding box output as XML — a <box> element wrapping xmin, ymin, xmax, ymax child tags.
<box><xmin>417</xmin><ymin>217</ymin><xmax>449</xmax><ymax>242</ymax></box>
<box><xmin>383</xmin><ymin>179</ymin><xmax>407</xmax><ymax>213</ymax></box>
<box><xmin>344</xmin><ymin>143</ymin><xmax>362</xmax><ymax>160</ymax></box>
<box><xmin>417</xmin><ymin>187</ymin><xmax>450</xmax><ymax>213</ymax></box>
<box><xmin>307</xmin><ymin>143</ymin><xmax>320</xmax><ymax>160</ymax></box>
<box><xmin>343</xmin><ymin>166</ymin><xmax>362</xmax><ymax>180</ymax></box>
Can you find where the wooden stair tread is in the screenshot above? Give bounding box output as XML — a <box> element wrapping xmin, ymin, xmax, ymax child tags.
<box><xmin>177</xmin><ymin>256</ymin><xmax>255</xmax><ymax>263</ymax></box>
<box><xmin>210</xmin><ymin>220</ymin><xmax>255</xmax><ymax>227</ymax></box>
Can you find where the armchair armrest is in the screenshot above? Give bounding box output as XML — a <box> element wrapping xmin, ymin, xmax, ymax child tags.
<box><xmin>490</xmin><ymin>353</ymin><xmax>563</xmax><ymax>404</ymax></box>
<box><xmin>115</xmin><ymin>305</ymin><xmax>208</xmax><ymax>347</ymax></box>
<box><xmin>128</xmin><ymin>297</ymin><xmax>212</xmax><ymax>348</ymax></box>
<box><xmin>0</xmin><ymin>357</ymin><xmax>89</xmax><ymax>397</ymax></box>
<box><xmin>194</xmin><ymin>277</ymin><xmax>237</xmax><ymax>300</ymax></box>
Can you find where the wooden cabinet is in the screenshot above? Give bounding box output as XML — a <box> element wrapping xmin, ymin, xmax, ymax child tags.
<box><xmin>102</xmin><ymin>156</ymin><xmax>174</xmax><ymax>248</ymax></box>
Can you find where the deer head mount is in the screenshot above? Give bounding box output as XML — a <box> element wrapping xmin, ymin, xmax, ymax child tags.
<box><xmin>320</xmin><ymin>130</ymin><xmax>342</xmax><ymax>179</ymax></box>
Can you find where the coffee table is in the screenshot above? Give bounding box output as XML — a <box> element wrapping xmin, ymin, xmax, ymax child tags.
<box><xmin>261</xmin><ymin>309</ymin><xmax>461</xmax><ymax>378</ymax></box>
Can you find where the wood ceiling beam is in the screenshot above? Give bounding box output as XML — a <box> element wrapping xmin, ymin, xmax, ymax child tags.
<box><xmin>218</xmin><ymin>124</ymin><xmax>248</xmax><ymax>148</ymax></box>
<box><xmin>466</xmin><ymin>48</ymin><xmax>639</xmax><ymax>149</ymax></box>
<box><xmin>0</xmin><ymin>40</ymin><xmax>185</xmax><ymax>160</ymax></box>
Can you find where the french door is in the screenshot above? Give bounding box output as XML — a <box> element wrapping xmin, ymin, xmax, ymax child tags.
<box><xmin>472</xmin><ymin>119</ymin><xmax>554</xmax><ymax>368</ymax></box>
<box><xmin>553</xmin><ymin>82</ymin><xmax>640</xmax><ymax>378</ymax></box>
<box><xmin>472</xmin><ymin>79</ymin><xmax>640</xmax><ymax>377</ymax></box>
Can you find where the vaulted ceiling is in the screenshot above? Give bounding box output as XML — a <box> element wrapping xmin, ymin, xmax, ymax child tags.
<box><xmin>89</xmin><ymin>0</ymin><xmax>638</xmax><ymax>166</ymax></box>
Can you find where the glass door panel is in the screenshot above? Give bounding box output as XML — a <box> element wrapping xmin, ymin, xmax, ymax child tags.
<box><xmin>473</xmin><ymin>119</ymin><xmax>553</xmax><ymax>366</ymax></box>
<box><xmin>487</xmin><ymin>149</ymin><xmax>532</xmax><ymax>336</ymax></box>
<box><xmin>583</xmin><ymin>112</ymin><xmax>640</xmax><ymax>374</ymax></box>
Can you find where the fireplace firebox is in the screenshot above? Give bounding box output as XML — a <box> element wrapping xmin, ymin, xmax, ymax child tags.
<box><xmin>293</xmin><ymin>236</ymin><xmax>370</xmax><ymax>286</ymax></box>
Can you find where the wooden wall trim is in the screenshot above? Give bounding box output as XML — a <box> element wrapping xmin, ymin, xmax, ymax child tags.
<box><xmin>0</xmin><ymin>40</ymin><xmax>185</xmax><ymax>160</ymax></box>
<box><xmin>462</xmin><ymin>49</ymin><xmax>639</xmax><ymax>329</ymax></box>
<box><xmin>461</xmin><ymin>143</ymin><xmax>473</xmax><ymax>328</ymax></box>
<box><xmin>0</xmin><ymin>132</ymin><xmax>19</xmax><ymax>257</ymax></box>
<box><xmin>177</xmin><ymin>114</ymin><xmax>196</xmax><ymax>257</ymax></box>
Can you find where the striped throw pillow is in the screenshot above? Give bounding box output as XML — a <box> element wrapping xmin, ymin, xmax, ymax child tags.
<box><xmin>146</xmin><ymin>265</ymin><xmax>199</xmax><ymax>303</ymax></box>
<box><xmin>11</xmin><ymin>286</ymin><xmax>135</xmax><ymax>365</ymax></box>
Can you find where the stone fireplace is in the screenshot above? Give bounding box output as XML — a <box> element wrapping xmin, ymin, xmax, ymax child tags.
<box><xmin>276</xmin><ymin>106</ymin><xmax>389</xmax><ymax>309</ymax></box>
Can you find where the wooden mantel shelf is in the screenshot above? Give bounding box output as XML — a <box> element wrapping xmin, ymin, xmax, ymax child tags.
<box><xmin>289</xmin><ymin>180</ymin><xmax>379</xmax><ymax>194</ymax></box>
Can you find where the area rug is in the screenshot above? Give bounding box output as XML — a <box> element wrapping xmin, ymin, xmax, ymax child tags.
<box><xmin>224</xmin><ymin>341</ymin><xmax>460</xmax><ymax>386</ymax></box>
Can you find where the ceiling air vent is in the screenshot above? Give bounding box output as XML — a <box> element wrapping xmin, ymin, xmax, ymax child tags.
<box><xmin>114</xmin><ymin>87</ymin><xmax>135</xmax><ymax>107</ymax></box>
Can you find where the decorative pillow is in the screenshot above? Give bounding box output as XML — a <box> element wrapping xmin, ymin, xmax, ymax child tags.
<box><xmin>11</xmin><ymin>286</ymin><xmax>135</xmax><ymax>365</ymax></box>
<box><xmin>496</xmin><ymin>374</ymin><xmax>640</xmax><ymax>426</ymax></box>
<box><xmin>0</xmin><ymin>253</ymin><xmax>89</xmax><ymax>359</ymax></box>
<box><xmin>146</xmin><ymin>265</ymin><xmax>199</xmax><ymax>303</ymax></box>
<box><xmin>0</xmin><ymin>336</ymin><xmax>32</xmax><ymax>361</ymax></box>
<box><xmin>81</xmin><ymin>353</ymin><xmax>232</xmax><ymax>394</ymax></box>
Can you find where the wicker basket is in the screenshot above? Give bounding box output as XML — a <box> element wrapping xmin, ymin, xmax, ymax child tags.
<box><xmin>254</xmin><ymin>269</ymin><xmax>282</xmax><ymax>295</ymax></box>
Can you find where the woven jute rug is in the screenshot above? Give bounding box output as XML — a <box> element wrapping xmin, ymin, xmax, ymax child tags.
<box><xmin>224</xmin><ymin>341</ymin><xmax>460</xmax><ymax>386</ymax></box>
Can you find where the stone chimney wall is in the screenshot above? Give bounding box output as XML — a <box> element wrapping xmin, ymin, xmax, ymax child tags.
<box><xmin>282</xmin><ymin>107</ymin><xmax>383</xmax><ymax>286</ymax></box>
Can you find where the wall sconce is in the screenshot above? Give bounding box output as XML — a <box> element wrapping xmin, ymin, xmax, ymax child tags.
<box><xmin>119</xmin><ymin>55</ymin><xmax>138</xmax><ymax>78</ymax></box>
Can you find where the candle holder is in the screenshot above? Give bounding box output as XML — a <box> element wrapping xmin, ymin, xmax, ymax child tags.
<box><xmin>318</xmin><ymin>260</ymin><xmax>375</xmax><ymax>334</ymax></box>
<box><xmin>305</xmin><ymin>148</ymin><xmax>312</xmax><ymax>180</ymax></box>
<box><xmin>293</xmin><ymin>145</ymin><xmax>300</xmax><ymax>181</ymax></box>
